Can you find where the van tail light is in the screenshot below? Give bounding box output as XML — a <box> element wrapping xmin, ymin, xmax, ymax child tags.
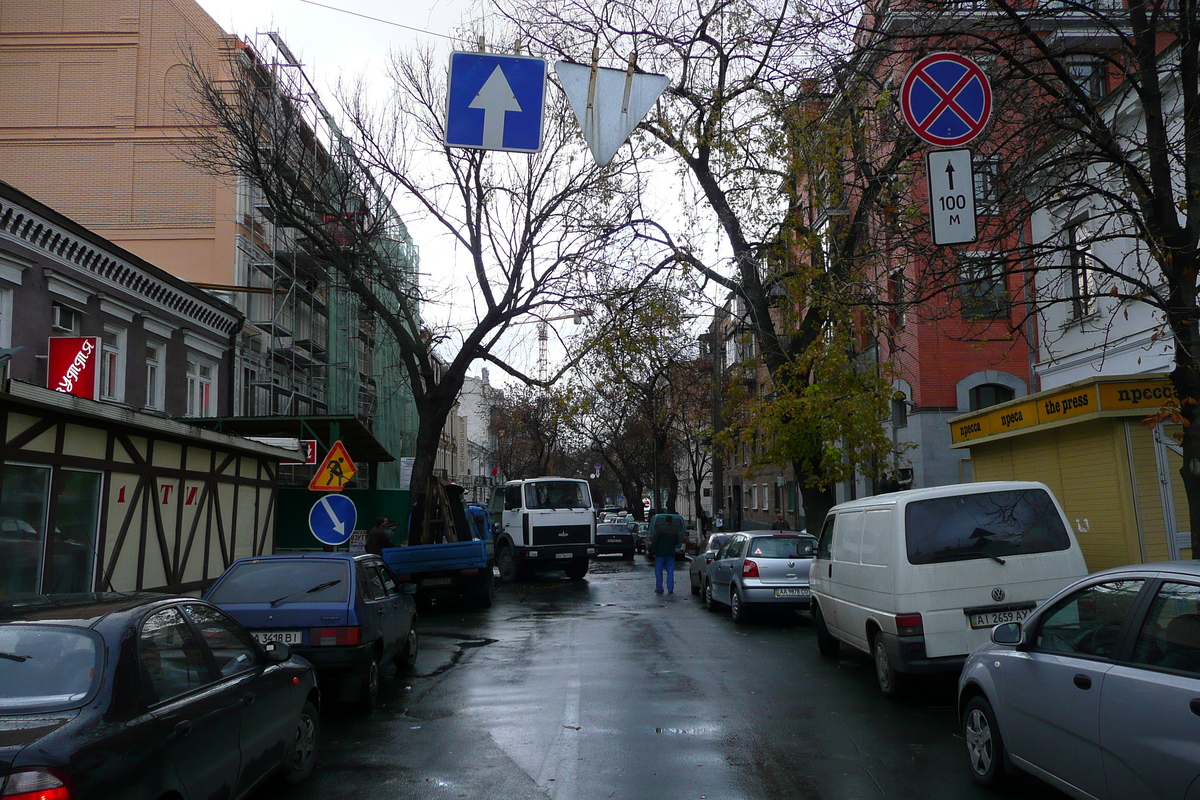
<box><xmin>742</xmin><ymin>560</ymin><xmax>760</xmax><ymax>578</ymax></box>
<box><xmin>896</xmin><ymin>613</ymin><xmax>924</xmax><ymax>636</ymax></box>
<box><xmin>310</xmin><ymin>626</ymin><xmax>361</xmax><ymax>646</ymax></box>
<box><xmin>2</xmin><ymin>770</ymin><xmax>72</xmax><ymax>800</ymax></box>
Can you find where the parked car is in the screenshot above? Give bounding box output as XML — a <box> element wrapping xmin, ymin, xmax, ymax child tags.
<box><xmin>810</xmin><ymin>481</ymin><xmax>1089</xmax><ymax>695</ymax></box>
<box><xmin>634</xmin><ymin>522</ymin><xmax>649</xmax><ymax>553</ymax></box>
<box><xmin>0</xmin><ymin>592</ymin><xmax>320</xmax><ymax>799</ymax></box>
<box><xmin>958</xmin><ymin>562</ymin><xmax>1200</xmax><ymax>799</ymax></box>
<box><xmin>704</xmin><ymin>532</ymin><xmax>817</xmax><ymax>622</ymax></box>
<box><xmin>596</xmin><ymin>522</ymin><xmax>636</xmax><ymax>559</ymax></box>
<box><xmin>689</xmin><ymin>533</ymin><xmax>732</xmax><ymax>596</ymax></box>
<box><xmin>206</xmin><ymin>552</ymin><xmax>418</xmax><ymax>710</ymax></box>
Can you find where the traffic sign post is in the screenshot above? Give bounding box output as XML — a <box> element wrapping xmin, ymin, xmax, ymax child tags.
<box><xmin>927</xmin><ymin>148</ymin><xmax>977</xmax><ymax>245</ymax></box>
<box><xmin>445</xmin><ymin>52</ymin><xmax>547</xmax><ymax>153</ymax></box>
<box><xmin>555</xmin><ymin>59</ymin><xmax>669</xmax><ymax>166</ymax></box>
<box><xmin>901</xmin><ymin>53</ymin><xmax>992</xmax><ymax>147</ymax></box>
<box><xmin>309</xmin><ymin>494</ymin><xmax>357</xmax><ymax>546</ymax></box>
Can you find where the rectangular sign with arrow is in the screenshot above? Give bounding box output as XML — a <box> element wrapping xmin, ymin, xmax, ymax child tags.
<box><xmin>926</xmin><ymin>148</ymin><xmax>977</xmax><ymax>245</ymax></box>
<box><xmin>445</xmin><ymin>52</ymin><xmax>546</xmax><ymax>153</ymax></box>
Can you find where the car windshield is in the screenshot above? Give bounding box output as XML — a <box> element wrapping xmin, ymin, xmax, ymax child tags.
<box><xmin>905</xmin><ymin>488</ymin><xmax>1072</xmax><ymax>565</ymax></box>
<box><xmin>525</xmin><ymin>481</ymin><xmax>591</xmax><ymax>510</ymax></box>
<box><xmin>207</xmin><ymin>560</ymin><xmax>352</xmax><ymax>605</ymax></box>
<box><xmin>0</xmin><ymin>625</ymin><xmax>100</xmax><ymax>712</ymax></box>
<box><xmin>746</xmin><ymin>536</ymin><xmax>816</xmax><ymax>558</ymax></box>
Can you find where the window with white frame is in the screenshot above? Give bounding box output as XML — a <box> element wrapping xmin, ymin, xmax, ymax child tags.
<box><xmin>750</xmin><ymin>483</ymin><xmax>759</xmax><ymax>510</ymax></box>
<box><xmin>1068</xmin><ymin>219</ymin><xmax>1100</xmax><ymax>319</ymax></box>
<box><xmin>187</xmin><ymin>359</ymin><xmax>216</xmax><ymax>417</ymax></box>
<box><xmin>0</xmin><ymin>286</ymin><xmax>12</xmax><ymax>349</ymax></box>
<box><xmin>101</xmin><ymin>327</ymin><xmax>126</xmax><ymax>402</ymax></box>
<box><xmin>145</xmin><ymin>341</ymin><xmax>165</xmax><ymax>411</ymax></box>
<box><xmin>761</xmin><ymin>483</ymin><xmax>768</xmax><ymax>510</ymax></box>
<box><xmin>974</xmin><ymin>158</ymin><xmax>1000</xmax><ymax>213</ymax></box>
<box><xmin>1066</xmin><ymin>57</ymin><xmax>1106</xmax><ymax>101</ymax></box>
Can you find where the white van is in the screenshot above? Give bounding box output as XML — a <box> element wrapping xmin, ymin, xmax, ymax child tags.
<box><xmin>809</xmin><ymin>481</ymin><xmax>1088</xmax><ymax>695</ymax></box>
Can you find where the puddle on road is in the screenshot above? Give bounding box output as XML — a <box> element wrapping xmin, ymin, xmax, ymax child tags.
<box><xmin>412</xmin><ymin>632</ymin><xmax>498</xmax><ymax>678</ymax></box>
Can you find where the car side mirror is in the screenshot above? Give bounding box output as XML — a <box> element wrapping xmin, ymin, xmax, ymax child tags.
<box><xmin>402</xmin><ymin>583</ymin><xmax>418</xmax><ymax>596</ymax></box>
<box><xmin>991</xmin><ymin>622</ymin><xmax>1024</xmax><ymax>646</ymax></box>
<box><xmin>262</xmin><ymin>641</ymin><xmax>292</xmax><ymax>663</ymax></box>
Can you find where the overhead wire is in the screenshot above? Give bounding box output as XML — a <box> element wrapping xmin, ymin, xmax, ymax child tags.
<box><xmin>297</xmin><ymin>0</ymin><xmax>458</xmax><ymax>41</ymax></box>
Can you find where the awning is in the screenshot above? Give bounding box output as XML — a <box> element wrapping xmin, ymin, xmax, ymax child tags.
<box><xmin>179</xmin><ymin>415</ymin><xmax>395</xmax><ymax>463</ymax></box>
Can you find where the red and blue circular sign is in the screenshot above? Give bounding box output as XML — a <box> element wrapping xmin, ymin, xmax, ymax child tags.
<box><xmin>901</xmin><ymin>53</ymin><xmax>992</xmax><ymax>147</ymax></box>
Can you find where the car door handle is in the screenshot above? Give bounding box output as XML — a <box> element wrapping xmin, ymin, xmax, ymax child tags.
<box><xmin>174</xmin><ymin>720</ymin><xmax>192</xmax><ymax>738</ymax></box>
<box><xmin>242</xmin><ymin>692</ymin><xmax>256</xmax><ymax>707</ymax></box>
<box><xmin>1189</xmin><ymin>698</ymin><xmax>1200</xmax><ymax>717</ymax></box>
<box><xmin>1073</xmin><ymin>674</ymin><xmax>1092</xmax><ymax>690</ymax></box>
<box><xmin>827</xmin><ymin>564</ymin><xmax>832</xmax><ymax>578</ymax></box>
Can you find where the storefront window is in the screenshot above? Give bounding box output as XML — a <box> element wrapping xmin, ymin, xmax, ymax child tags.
<box><xmin>48</xmin><ymin>470</ymin><xmax>101</xmax><ymax>593</ymax></box>
<box><xmin>0</xmin><ymin>464</ymin><xmax>50</xmax><ymax>597</ymax></box>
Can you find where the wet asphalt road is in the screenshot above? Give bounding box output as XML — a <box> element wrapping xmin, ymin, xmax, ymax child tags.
<box><xmin>263</xmin><ymin>556</ymin><xmax>1069</xmax><ymax>800</ymax></box>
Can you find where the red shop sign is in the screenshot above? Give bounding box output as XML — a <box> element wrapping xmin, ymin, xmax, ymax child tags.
<box><xmin>48</xmin><ymin>336</ymin><xmax>101</xmax><ymax>399</ymax></box>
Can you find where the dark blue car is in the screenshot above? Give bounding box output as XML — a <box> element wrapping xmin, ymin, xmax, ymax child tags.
<box><xmin>205</xmin><ymin>553</ymin><xmax>418</xmax><ymax>710</ymax></box>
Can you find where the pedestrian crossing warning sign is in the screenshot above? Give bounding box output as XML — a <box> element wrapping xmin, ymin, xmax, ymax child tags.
<box><xmin>308</xmin><ymin>440</ymin><xmax>357</xmax><ymax>492</ymax></box>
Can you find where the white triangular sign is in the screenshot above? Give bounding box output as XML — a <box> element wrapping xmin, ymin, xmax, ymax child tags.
<box><xmin>555</xmin><ymin>61</ymin><xmax>669</xmax><ymax>166</ymax></box>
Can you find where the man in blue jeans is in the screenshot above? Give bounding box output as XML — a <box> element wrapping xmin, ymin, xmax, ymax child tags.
<box><xmin>649</xmin><ymin>513</ymin><xmax>684</xmax><ymax>594</ymax></box>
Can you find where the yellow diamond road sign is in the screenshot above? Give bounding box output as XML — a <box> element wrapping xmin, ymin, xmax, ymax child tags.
<box><xmin>308</xmin><ymin>440</ymin><xmax>356</xmax><ymax>492</ymax></box>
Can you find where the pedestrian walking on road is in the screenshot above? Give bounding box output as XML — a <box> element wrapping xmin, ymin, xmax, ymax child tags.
<box><xmin>649</xmin><ymin>513</ymin><xmax>684</xmax><ymax>594</ymax></box>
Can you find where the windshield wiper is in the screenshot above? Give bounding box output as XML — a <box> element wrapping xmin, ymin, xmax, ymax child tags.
<box><xmin>0</xmin><ymin>652</ymin><xmax>31</xmax><ymax>663</ymax></box>
<box><xmin>269</xmin><ymin>579</ymin><xmax>342</xmax><ymax>607</ymax></box>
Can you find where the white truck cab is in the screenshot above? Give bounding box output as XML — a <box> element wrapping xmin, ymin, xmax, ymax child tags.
<box><xmin>489</xmin><ymin>477</ymin><xmax>596</xmax><ymax>583</ymax></box>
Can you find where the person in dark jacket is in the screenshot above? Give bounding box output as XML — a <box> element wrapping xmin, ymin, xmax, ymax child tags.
<box><xmin>771</xmin><ymin>513</ymin><xmax>789</xmax><ymax>530</ymax></box>
<box><xmin>365</xmin><ymin>517</ymin><xmax>392</xmax><ymax>555</ymax></box>
<box><xmin>649</xmin><ymin>514</ymin><xmax>684</xmax><ymax>594</ymax></box>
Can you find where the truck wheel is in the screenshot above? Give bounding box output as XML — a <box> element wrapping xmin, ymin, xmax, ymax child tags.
<box><xmin>497</xmin><ymin>546</ymin><xmax>518</xmax><ymax>584</ymax></box>
<box><xmin>475</xmin><ymin>570</ymin><xmax>494</xmax><ymax>608</ymax></box>
<box><xmin>564</xmin><ymin>560</ymin><xmax>589</xmax><ymax>580</ymax></box>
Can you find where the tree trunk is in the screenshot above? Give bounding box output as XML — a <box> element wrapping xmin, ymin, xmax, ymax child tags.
<box><xmin>1171</xmin><ymin>365</ymin><xmax>1200</xmax><ymax>556</ymax></box>
<box><xmin>797</xmin><ymin>469</ymin><xmax>835</xmax><ymax>535</ymax></box>
<box><xmin>405</xmin><ymin>402</ymin><xmax>453</xmax><ymax>546</ymax></box>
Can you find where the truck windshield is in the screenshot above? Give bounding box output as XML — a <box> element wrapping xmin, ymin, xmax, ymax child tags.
<box><xmin>904</xmin><ymin>488</ymin><xmax>1071</xmax><ymax>565</ymax></box>
<box><xmin>525</xmin><ymin>481</ymin><xmax>591</xmax><ymax>510</ymax></box>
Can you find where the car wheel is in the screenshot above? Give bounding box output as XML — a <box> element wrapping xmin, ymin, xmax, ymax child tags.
<box><xmin>475</xmin><ymin>570</ymin><xmax>494</xmax><ymax>608</ymax></box>
<box><xmin>564</xmin><ymin>560</ymin><xmax>588</xmax><ymax>580</ymax></box>
<box><xmin>356</xmin><ymin>653</ymin><xmax>380</xmax><ymax>711</ymax></box>
<box><xmin>963</xmin><ymin>696</ymin><xmax>1007</xmax><ymax>787</ymax></box>
<box><xmin>281</xmin><ymin>700</ymin><xmax>319</xmax><ymax>784</ymax></box>
<box><xmin>813</xmin><ymin>603</ymin><xmax>839</xmax><ymax>657</ymax></box>
<box><xmin>705</xmin><ymin>581</ymin><xmax>720</xmax><ymax>612</ymax></box>
<box><xmin>690</xmin><ymin>575</ymin><xmax>701</xmax><ymax>596</ymax></box>
<box><xmin>730</xmin><ymin>586</ymin><xmax>748</xmax><ymax>624</ymax></box>
<box><xmin>394</xmin><ymin>627</ymin><xmax>419</xmax><ymax>671</ymax></box>
<box><xmin>497</xmin><ymin>546</ymin><xmax>517</xmax><ymax>584</ymax></box>
<box><xmin>623</xmin><ymin>549</ymin><xmax>635</xmax><ymax>560</ymax></box>
<box><xmin>872</xmin><ymin>633</ymin><xmax>904</xmax><ymax>696</ymax></box>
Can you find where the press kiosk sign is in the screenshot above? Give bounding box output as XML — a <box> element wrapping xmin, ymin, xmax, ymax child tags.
<box><xmin>48</xmin><ymin>336</ymin><xmax>100</xmax><ymax>400</ymax></box>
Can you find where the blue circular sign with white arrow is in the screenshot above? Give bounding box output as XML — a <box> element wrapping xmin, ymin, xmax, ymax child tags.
<box><xmin>308</xmin><ymin>494</ymin><xmax>357</xmax><ymax>546</ymax></box>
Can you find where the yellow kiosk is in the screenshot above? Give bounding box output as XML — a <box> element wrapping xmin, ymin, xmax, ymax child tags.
<box><xmin>949</xmin><ymin>374</ymin><xmax>1190</xmax><ymax>571</ymax></box>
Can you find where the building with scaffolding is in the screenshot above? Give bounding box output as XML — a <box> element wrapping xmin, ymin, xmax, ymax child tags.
<box><xmin>0</xmin><ymin>2</ymin><xmax>420</xmax><ymax>542</ymax></box>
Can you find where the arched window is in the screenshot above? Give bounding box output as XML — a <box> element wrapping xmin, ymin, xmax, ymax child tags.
<box><xmin>969</xmin><ymin>384</ymin><xmax>1015</xmax><ymax>411</ymax></box>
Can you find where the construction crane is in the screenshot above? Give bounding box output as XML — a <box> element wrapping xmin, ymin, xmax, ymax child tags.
<box><xmin>511</xmin><ymin>311</ymin><xmax>591</xmax><ymax>380</ymax></box>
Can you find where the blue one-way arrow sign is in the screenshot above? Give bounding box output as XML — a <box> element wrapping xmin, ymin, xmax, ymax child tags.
<box><xmin>446</xmin><ymin>52</ymin><xmax>546</xmax><ymax>153</ymax></box>
<box><xmin>308</xmin><ymin>494</ymin><xmax>357</xmax><ymax>546</ymax></box>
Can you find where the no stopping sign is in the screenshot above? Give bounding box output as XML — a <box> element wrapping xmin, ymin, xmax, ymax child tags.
<box><xmin>901</xmin><ymin>53</ymin><xmax>992</xmax><ymax>147</ymax></box>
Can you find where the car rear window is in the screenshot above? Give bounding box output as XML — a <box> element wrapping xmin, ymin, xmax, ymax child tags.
<box><xmin>746</xmin><ymin>536</ymin><xmax>816</xmax><ymax>558</ymax></box>
<box><xmin>904</xmin><ymin>488</ymin><xmax>1072</xmax><ymax>565</ymax></box>
<box><xmin>207</xmin><ymin>560</ymin><xmax>352</xmax><ymax>604</ymax></box>
<box><xmin>0</xmin><ymin>625</ymin><xmax>100</xmax><ymax>712</ymax></box>
<box><xmin>597</xmin><ymin>524</ymin><xmax>630</xmax><ymax>534</ymax></box>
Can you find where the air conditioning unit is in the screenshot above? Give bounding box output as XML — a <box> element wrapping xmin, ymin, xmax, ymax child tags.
<box><xmin>51</xmin><ymin>305</ymin><xmax>77</xmax><ymax>332</ymax></box>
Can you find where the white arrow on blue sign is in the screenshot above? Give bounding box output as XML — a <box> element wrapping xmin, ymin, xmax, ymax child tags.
<box><xmin>445</xmin><ymin>52</ymin><xmax>547</xmax><ymax>153</ymax></box>
<box><xmin>308</xmin><ymin>494</ymin><xmax>357</xmax><ymax>546</ymax></box>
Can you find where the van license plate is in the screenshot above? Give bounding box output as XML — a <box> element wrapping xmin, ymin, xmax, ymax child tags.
<box><xmin>775</xmin><ymin>587</ymin><xmax>811</xmax><ymax>598</ymax></box>
<box><xmin>969</xmin><ymin>608</ymin><xmax>1032</xmax><ymax>629</ymax></box>
<box><xmin>555</xmin><ymin>552</ymin><xmax>573</xmax><ymax>559</ymax></box>
<box><xmin>254</xmin><ymin>630</ymin><xmax>302</xmax><ymax>645</ymax></box>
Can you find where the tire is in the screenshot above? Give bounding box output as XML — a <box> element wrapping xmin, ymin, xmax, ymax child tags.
<box><xmin>872</xmin><ymin>632</ymin><xmax>904</xmax><ymax>696</ymax></box>
<box><xmin>474</xmin><ymin>570</ymin><xmax>494</xmax><ymax>608</ymax></box>
<box><xmin>356</xmin><ymin>653</ymin><xmax>380</xmax><ymax>711</ymax></box>
<box><xmin>281</xmin><ymin>700</ymin><xmax>319</xmax><ymax>784</ymax></box>
<box><xmin>705</xmin><ymin>580</ymin><xmax>720</xmax><ymax>612</ymax></box>
<box><xmin>623</xmin><ymin>549</ymin><xmax>635</xmax><ymax>560</ymax></box>
<box><xmin>497</xmin><ymin>545</ymin><xmax>518</xmax><ymax>584</ymax></box>
<box><xmin>729</xmin><ymin>586</ymin><xmax>749</xmax><ymax>624</ymax></box>
<box><xmin>394</xmin><ymin>626</ymin><xmax>419</xmax><ymax>671</ymax></box>
<box><xmin>963</xmin><ymin>696</ymin><xmax>1008</xmax><ymax>787</ymax></box>
<box><xmin>564</xmin><ymin>560</ymin><xmax>589</xmax><ymax>580</ymax></box>
<box><xmin>813</xmin><ymin>603</ymin><xmax>839</xmax><ymax>657</ymax></box>
<box><xmin>690</xmin><ymin>576</ymin><xmax>701</xmax><ymax>596</ymax></box>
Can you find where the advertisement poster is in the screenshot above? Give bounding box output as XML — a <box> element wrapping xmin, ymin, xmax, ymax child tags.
<box><xmin>47</xmin><ymin>336</ymin><xmax>100</xmax><ymax>399</ymax></box>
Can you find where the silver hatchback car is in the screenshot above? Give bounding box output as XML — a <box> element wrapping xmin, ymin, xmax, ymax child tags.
<box><xmin>958</xmin><ymin>562</ymin><xmax>1200</xmax><ymax>799</ymax></box>
<box><xmin>705</xmin><ymin>532</ymin><xmax>816</xmax><ymax>623</ymax></box>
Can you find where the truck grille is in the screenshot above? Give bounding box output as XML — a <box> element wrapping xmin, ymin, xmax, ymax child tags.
<box><xmin>531</xmin><ymin>524</ymin><xmax>592</xmax><ymax>546</ymax></box>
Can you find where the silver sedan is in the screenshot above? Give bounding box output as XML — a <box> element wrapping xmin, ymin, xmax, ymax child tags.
<box><xmin>958</xmin><ymin>561</ymin><xmax>1200</xmax><ymax>798</ymax></box>
<box><xmin>704</xmin><ymin>532</ymin><xmax>816</xmax><ymax>623</ymax></box>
